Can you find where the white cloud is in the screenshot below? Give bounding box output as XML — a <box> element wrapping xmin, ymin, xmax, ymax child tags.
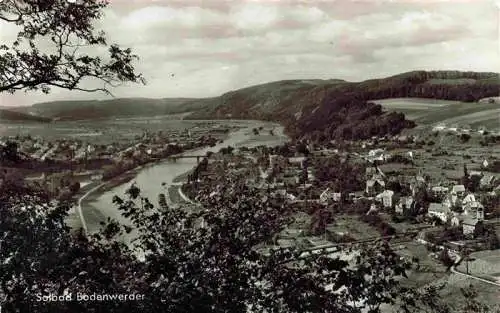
<box><xmin>121</xmin><ymin>6</ymin><xmax>225</xmax><ymax>30</ymax></box>
<box><xmin>229</xmin><ymin>3</ymin><xmax>281</xmax><ymax>30</ymax></box>
<box><xmin>0</xmin><ymin>0</ymin><xmax>498</xmax><ymax>106</ymax></box>
<box><xmin>309</xmin><ymin>20</ymin><xmax>349</xmax><ymax>43</ymax></box>
<box><xmin>288</xmin><ymin>6</ymin><xmax>329</xmax><ymax>24</ymax></box>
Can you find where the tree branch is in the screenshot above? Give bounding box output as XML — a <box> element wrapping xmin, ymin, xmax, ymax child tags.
<box><xmin>0</xmin><ymin>14</ymin><xmax>22</xmax><ymax>22</ymax></box>
<box><xmin>0</xmin><ymin>0</ymin><xmax>143</xmax><ymax>95</ymax></box>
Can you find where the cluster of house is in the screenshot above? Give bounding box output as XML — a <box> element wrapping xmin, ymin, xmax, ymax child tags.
<box><xmin>432</xmin><ymin>123</ymin><xmax>500</xmax><ymax>135</ymax></box>
<box><xmin>427</xmin><ymin>187</ymin><xmax>487</xmax><ymax>235</ymax></box>
<box><xmin>1</xmin><ymin>126</ymin><xmax>219</xmax><ymax>164</ymax></box>
<box><xmin>176</xmin><ymin>142</ymin><xmax>500</xmax><ymax>258</ymax></box>
<box><xmin>308</xmin><ymin>157</ymin><xmax>499</xmax><ymax>238</ymax></box>
<box><xmin>112</xmin><ymin>130</ymin><xmax>221</xmax><ymax>163</ymax></box>
<box><xmin>362</xmin><ymin>163</ymin><xmax>498</xmax><ymax>236</ymax></box>
<box><xmin>0</xmin><ymin>135</ymin><xmax>118</xmax><ymax>162</ymax></box>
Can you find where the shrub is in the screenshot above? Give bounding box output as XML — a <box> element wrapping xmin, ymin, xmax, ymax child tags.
<box><xmin>438</xmin><ymin>249</ymin><xmax>455</xmax><ymax>268</ymax></box>
<box><xmin>488</xmin><ymin>160</ymin><xmax>500</xmax><ymax>173</ymax></box>
<box><xmin>360</xmin><ymin>214</ymin><xmax>396</xmax><ymax>237</ymax></box>
<box><xmin>387</xmin><ymin>154</ymin><xmax>413</xmax><ymax>164</ymax></box>
<box><xmin>459</xmin><ymin>133</ymin><xmax>471</xmax><ymax>143</ymax></box>
<box><xmin>69</xmin><ymin>181</ymin><xmax>81</xmax><ymax>194</ymax></box>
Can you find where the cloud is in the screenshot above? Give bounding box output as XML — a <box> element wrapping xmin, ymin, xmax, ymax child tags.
<box><xmin>121</xmin><ymin>6</ymin><xmax>225</xmax><ymax>30</ymax></box>
<box><xmin>229</xmin><ymin>3</ymin><xmax>281</xmax><ymax>31</ymax></box>
<box><xmin>0</xmin><ymin>0</ymin><xmax>498</xmax><ymax>106</ymax></box>
<box><xmin>308</xmin><ymin>9</ymin><xmax>472</xmax><ymax>63</ymax></box>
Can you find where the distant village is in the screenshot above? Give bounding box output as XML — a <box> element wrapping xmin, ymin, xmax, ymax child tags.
<box><xmin>0</xmin><ymin>124</ymin><xmax>230</xmax><ymax>200</ymax></box>
<box><xmin>181</xmin><ymin>132</ymin><xmax>500</xmax><ymax>275</ymax></box>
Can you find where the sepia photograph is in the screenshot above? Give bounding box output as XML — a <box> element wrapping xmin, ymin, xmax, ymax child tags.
<box><xmin>0</xmin><ymin>0</ymin><xmax>499</xmax><ymax>312</ymax></box>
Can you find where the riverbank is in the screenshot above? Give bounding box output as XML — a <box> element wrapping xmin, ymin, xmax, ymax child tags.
<box><xmin>172</xmin><ymin>171</ymin><xmax>192</xmax><ymax>184</ymax></box>
<box><xmin>66</xmin><ymin>141</ymin><xmax>214</xmax><ymax>231</ymax></box>
<box><xmin>77</xmin><ymin>120</ymin><xmax>288</xmax><ymax>237</ymax></box>
<box><xmin>70</xmin><ymin>145</ymin><xmax>208</xmax><ymax>231</ymax></box>
<box><xmin>86</xmin><ymin>120</ymin><xmax>285</xmax><ymax>199</ymax></box>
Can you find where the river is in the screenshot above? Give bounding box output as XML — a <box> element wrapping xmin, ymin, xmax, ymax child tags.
<box><xmin>80</xmin><ymin>120</ymin><xmax>289</xmax><ymax>248</ymax></box>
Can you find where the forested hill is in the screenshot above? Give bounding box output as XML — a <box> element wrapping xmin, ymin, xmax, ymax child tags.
<box><xmin>187</xmin><ymin>71</ymin><xmax>499</xmax><ymax>142</ymax></box>
<box><xmin>9</xmin><ymin>70</ymin><xmax>499</xmax><ymax>142</ymax></box>
<box><xmin>0</xmin><ymin>109</ymin><xmax>51</xmax><ymax>123</ymax></box>
<box><xmin>11</xmin><ymin>98</ymin><xmax>217</xmax><ymax>121</ymax></box>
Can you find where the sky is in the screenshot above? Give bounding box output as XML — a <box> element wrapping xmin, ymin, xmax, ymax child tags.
<box><xmin>0</xmin><ymin>0</ymin><xmax>499</xmax><ymax>106</ymax></box>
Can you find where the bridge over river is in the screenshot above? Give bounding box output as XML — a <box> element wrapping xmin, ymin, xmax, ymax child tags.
<box><xmin>166</xmin><ymin>155</ymin><xmax>206</xmax><ymax>163</ymax></box>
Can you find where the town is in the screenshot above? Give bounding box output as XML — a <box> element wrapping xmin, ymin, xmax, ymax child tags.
<box><xmin>176</xmin><ymin>126</ymin><xmax>500</xmax><ymax>298</ymax></box>
<box><xmin>1</xmin><ymin>0</ymin><xmax>500</xmax><ymax>311</ymax></box>
<box><xmin>0</xmin><ymin>122</ymin><xmax>231</xmax><ymax>201</ymax></box>
<box><xmin>2</xmin><ymin>120</ymin><xmax>499</xmax><ymax>297</ymax></box>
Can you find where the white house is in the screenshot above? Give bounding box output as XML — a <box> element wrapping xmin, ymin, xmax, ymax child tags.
<box><xmin>462</xmin><ymin>217</ymin><xmax>479</xmax><ymax>235</ymax></box>
<box><xmin>368</xmin><ymin>149</ymin><xmax>384</xmax><ymax>157</ymax></box>
<box><xmin>90</xmin><ymin>174</ymin><xmax>103</xmax><ymax>181</ymax></box>
<box><xmin>288</xmin><ymin>156</ymin><xmax>307</xmax><ymax>167</ymax></box>
<box><xmin>367</xmin><ymin>149</ymin><xmax>392</xmax><ymax>162</ymax></box>
<box><xmin>469</xmin><ymin>170</ymin><xmax>483</xmax><ymax>178</ymax></box>
<box><xmin>427</xmin><ymin>203</ymin><xmax>450</xmax><ymax>223</ymax></box>
<box><xmin>450</xmin><ymin>215</ymin><xmax>461</xmax><ymax>227</ymax></box>
<box><xmin>367</xmin><ymin>203</ymin><xmax>379</xmax><ymax>215</ymax></box>
<box><xmin>462</xmin><ymin>193</ymin><xmax>477</xmax><ymax>206</ymax></box>
<box><xmin>320</xmin><ymin>188</ymin><xmax>342</xmax><ymax>203</ymax></box>
<box><xmin>483</xmin><ymin>159</ymin><xmax>489</xmax><ymax>168</ymax></box>
<box><xmin>375</xmin><ymin>190</ymin><xmax>395</xmax><ymax>208</ymax></box>
<box><xmin>395</xmin><ymin>196</ymin><xmax>415</xmax><ymax>214</ymax></box>
<box><xmin>443</xmin><ymin>194</ymin><xmax>459</xmax><ymax>209</ymax></box>
<box><xmin>431</xmin><ymin>186</ymin><xmax>449</xmax><ymax>196</ymax></box>
<box><xmin>480</xmin><ymin>175</ymin><xmax>496</xmax><ymax>188</ymax></box>
<box><xmin>433</xmin><ymin>124</ymin><xmax>446</xmax><ymax>131</ymax></box>
<box><xmin>463</xmin><ymin>201</ymin><xmax>485</xmax><ymax>220</ymax></box>
<box><xmin>451</xmin><ymin>185</ymin><xmax>466</xmax><ymax>197</ymax></box>
<box><xmin>286</xmin><ymin>193</ymin><xmax>297</xmax><ymax>201</ymax></box>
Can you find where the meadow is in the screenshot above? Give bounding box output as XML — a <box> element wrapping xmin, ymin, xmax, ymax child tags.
<box><xmin>376</xmin><ymin>98</ymin><xmax>500</xmax><ymax>130</ymax></box>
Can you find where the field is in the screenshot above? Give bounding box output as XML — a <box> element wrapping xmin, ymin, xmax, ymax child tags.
<box><xmin>376</xmin><ymin>98</ymin><xmax>500</xmax><ymax>130</ymax></box>
<box><xmin>0</xmin><ymin>117</ymin><xmax>247</xmax><ymax>144</ymax></box>
<box><xmin>456</xmin><ymin>250</ymin><xmax>500</xmax><ymax>280</ymax></box>
<box><xmin>397</xmin><ymin>242</ymin><xmax>449</xmax><ymax>286</ymax></box>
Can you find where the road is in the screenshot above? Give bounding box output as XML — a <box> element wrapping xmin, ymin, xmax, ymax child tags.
<box><xmin>77</xmin><ymin>182</ymin><xmax>105</xmax><ymax>235</ymax></box>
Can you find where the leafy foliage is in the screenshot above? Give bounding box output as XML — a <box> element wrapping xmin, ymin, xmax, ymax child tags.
<box><xmin>0</xmin><ymin>140</ymin><xmax>21</xmax><ymax>165</ymax></box>
<box><xmin>1</xmin><ymin>175</ymin><xmax>425</xmax><ymax>313</ymax></box>
<box><xmin>311</xmin><ymin>155</ymin><xmax>365</xmax><ymax>193</ymax></box>
<box><xmin>0</xmin><ymin>0</ymin><xmax>144</xmax><ymax>95</ymax></box>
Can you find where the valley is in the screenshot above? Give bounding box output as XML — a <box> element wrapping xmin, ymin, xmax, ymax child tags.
<box><xmin>1</xmin><ymin>70</ymin><xmax>499</xmax><ymax>312</ymax></box>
